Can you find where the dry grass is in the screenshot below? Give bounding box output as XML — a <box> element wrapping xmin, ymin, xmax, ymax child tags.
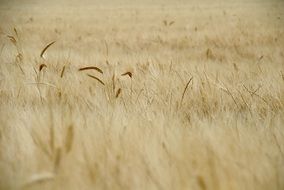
<box><xmin>0</xmin><ymin>0</ymin><xmax>284</xmax><ymax>189</ymax></box>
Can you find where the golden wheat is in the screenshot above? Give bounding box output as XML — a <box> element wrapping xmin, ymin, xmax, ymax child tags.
<box><xmin>0</xmin><ymin>0</ymin><xmax>283</xmax><ymax>190</ymax></box>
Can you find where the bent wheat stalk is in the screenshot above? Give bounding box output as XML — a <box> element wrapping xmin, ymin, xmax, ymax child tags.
<box><xmin>39</xmin><ymin>64</ymin><xmax>47</xmax><ymax>71</ymax></box>
<box><xmin>79</xmin><ymin>66</ymin><xmax>103</xmax><ymax>74</ymax></box>
<box><xmin>40</xmin><ymin>41</ymin><xmax>56</xmax><ymax>58</ymax></box>
<box><xmin>180</xmin><ymin>77</ymin><xmax>193</xmax><ymax>107</ymax></box>
<box><xmin>87</xmin><ymin>74</ymin><xmax>105</xmax><ymax>85</ymax></box>
<box><xmin>121</xmin><ymin>71</ymin><xmax>132</xmax><ymax>78</ymax></box>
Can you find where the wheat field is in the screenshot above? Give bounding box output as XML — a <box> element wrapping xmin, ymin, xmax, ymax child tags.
<box><xmin>0</xmin><ymin>0</ymin><xmax>284</xmax><ymax>189</ymax></box>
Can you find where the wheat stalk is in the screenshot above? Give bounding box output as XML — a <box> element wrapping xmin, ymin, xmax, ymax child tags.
<box><xmin>121</xmin><ymin>71</ymin><xmax>132</xmax><ymax>78</ymax></box>
<box><xmin>104</xmin><ymin>40</ymin><xmax>109</xmax><ymax>58</ymax></box>
<box><xmin>163</xmin><ymin>20</ymin><xmax>168</xmax><ymax>26</ymax></box>
<box><xmin>7</xmin><ymin>35</ymin><xmax>17</xmax><ymax>45</ymax></box>
<box><xmin>54</xmin><ymin>147</ymin><xmax>62</xmax><ymax>172</ymax></box>
<box><xmin>169</xmin><ymin>21</ymin><xmax>175</xmax><ymax>26</ymax></box>
<box><xmin>40</xmin><ymin>41</ymin><xmax>56</xmax><ymax>58</ymax></box>
<box><xmin>78</xmin><ymin>66</ymin><xmax>103</xmax><ymax>74</ymax></box>
<box><xmin>60</xmin><ymin>66</ymin><xmax>65</xmax><ymax>78</ymax></box>
<box><xmin>22</xmin><ymin>172</ymin><xmax>54</xmax><ymax>188</ymax></box>
<box><xmin>65</xmin><ymin>124</ymin><xmax>74</xmax><ymax>154</ymax></box>
<box><xmin>180</xmin><ymin>77</ymin><xmax>193</xmax><ymax>107</ymax></box>
<box><xmin>112</xmin><ymin>74</ymin><xmax>116</xmax><ymax>92</ymax></box>
<box><xmin>26</xmin><ymin>82</ymin><xmax>57</xmax><ymax>89</ymax></box>
<box><xmin>115</xmin><ymin>88</ymin><xmax>122</xmax><ymax>98</ymax></box>
<box><xmin>87</xmin><ymin>74</ymin><xmax>105</xmax><ymax>85</ymax></box>
<box><xmin>14</xmin><ymin>27</ymin><xmax>18</xmax><ymax>37</ymax></box>
<box><xmin>39</xmin><ymin>64</ymin><xmax>47</xmax><ymax>71</ymax></box>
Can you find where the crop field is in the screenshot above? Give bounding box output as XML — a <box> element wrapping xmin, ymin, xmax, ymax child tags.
<box><xmin>0</xmin><ymin>0</ymin><xmax>284</xmax><ymax>189</ymax></box>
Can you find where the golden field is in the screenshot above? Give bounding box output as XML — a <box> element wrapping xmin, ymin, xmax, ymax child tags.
<box><xmin>0</xmin><ymin>0</ymin><xmax>284</xmax><ymax>189</ymax></box>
